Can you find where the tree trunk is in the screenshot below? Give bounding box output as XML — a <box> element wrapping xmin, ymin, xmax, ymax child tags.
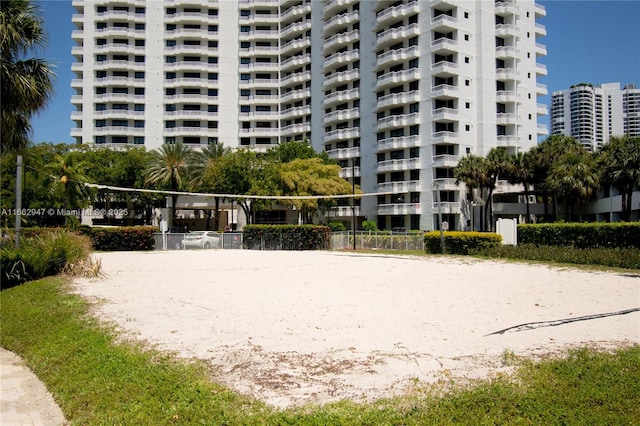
<box><xmin>524</xmin><ymin>184</ymin><xmax>531</xmax><ymax>224</ymax></box>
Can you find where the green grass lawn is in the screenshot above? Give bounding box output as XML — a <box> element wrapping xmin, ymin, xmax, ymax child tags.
<box><xmin>1</xmin><ymin>276</ymin><xmax>639</xmax><ymax>425</ymax></box>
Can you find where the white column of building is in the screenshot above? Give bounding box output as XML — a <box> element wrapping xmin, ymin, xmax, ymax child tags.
<box><xmin>217</xmin><ymin>2</ymin><xmax>240</xmax><ymax>148</ymax></box>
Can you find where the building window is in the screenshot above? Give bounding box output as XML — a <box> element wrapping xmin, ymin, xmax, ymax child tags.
<box><xmin>465</xmin><ymin>79</ymin><xmax>470</xmax><ymax>86</ymax></box>
<box><xmin>95</xmin><ymin>120</ymin><xmax>106</xmax><ymax>127</ymax></box>
<box><xmin>135</xmin><ymin>23</ymin><xmax>145</xmax><ymax>30</ymax></box>
<box><xmin>465</xmin><ymin>57</ymin><xmax>469</xmax><ymax>63</ymax></box>
<box><xmin>134</xmin><ymin>104</ymin><xmax>144</xmax><ymax>111</ymax></box>
<box><xmin>465</xmin><ymin>124</ymin><xmax>470</xmax><ymax>131</ymax></box>
<box><xmin>464</xmin><ymin>34</ymin><xmax>469</xmax><ymax>41</ymax></box>
<box><xmin>464</xmin><ymin>11</ymin><xmax>469</xmax><ymax>18</ymax></box>
<box><xmin>134</xmin><ymin>137</ymin><xmax>144</xmax><ymax>144</ymax></box>
<box><xmin>95</xmin><ymin>136</ymin><xmax>106</xmax><ymax>144</ymax></box>
<box><xmin>465</xmin><ymin>102</ymin><xmax>470</xmax><ymax>109</ymax></box>
<box><xmin>135</xmin><ymin>71</ymin><xmax>145</xmax><ymax>79</ymax></box>
<box><xmin>112</xmin><ymin>136</ymin><xmax>128</xmax><ymax>144</ymax></box>
<box><xmin>134</xmin><ymin>120</ymin><xmax>144</xmax><ymax>128</ymax></box>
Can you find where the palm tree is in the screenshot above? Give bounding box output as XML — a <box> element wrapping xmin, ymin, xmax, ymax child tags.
<box><xmin>505</xmin><ymin>151</ymin><xmax>536</xmax><ymax>223</ymax></box>
<box><xmin>143</xmin><ymin>142</ymin><xmax>195</xmax><ymax>226</ymax></box>
<box><xmin>189</xmin><ymin>142</ymin><xmax>230</xmax><ymax>230</ymax></box>
<box><xmin>484</xmin><ymin>148</ymin><xmax>511</xmax><ymax>231</ymax></box>
<box><xmin>0</xmin><ymin>0</ymin><xmax>55</xmax><ymax>152</ymax></box>
<box><xmin>599</xmin><ymin>136</ymin><xmax>640</xmax><ymax>221</ymax></box>
<box><xmin>46</xmin><ymin>152</ymin><xmax>91</xmax><ymax>226</ymax></box>
<box><xmin>548</xmin><ymin>147</ymin><xmax>600</xmax><ymax>222</ymax></box>
<box><xmin>454</xmin><ymin>154</ymin><xmax>489</xmax><ymax>230</ymax></box>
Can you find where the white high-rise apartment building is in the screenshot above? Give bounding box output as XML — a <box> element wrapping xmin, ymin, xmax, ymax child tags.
<box><xmin>550</xmin><ymin>82</ymin><xmax>640</xmax><ymax>152</ymax></box>
<box><xmin>71</xmin><ymin>0</ymin><xmax>547</xmax><ymax>231</ymax></box>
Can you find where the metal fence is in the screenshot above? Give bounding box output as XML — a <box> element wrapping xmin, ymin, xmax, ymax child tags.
<box><xmin>153</xmin><ymin>231</ymin><xmax>424</xmax><ymax>251</ymax></box>
<box><xmin>330</xmin><ymin>231</ymin><xmax>425</xmax><ymax>251</ymax></box>
<box><xmin>153</xmin><ymin>233</ymin><xmax>243</xmax><ymax>250</ymax></box>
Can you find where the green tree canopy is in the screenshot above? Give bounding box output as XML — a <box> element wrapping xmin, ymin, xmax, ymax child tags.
<box><xmin>0</xmin><ymin>0</ymin><xmax>55</xmax><ymax>152</ymax></box>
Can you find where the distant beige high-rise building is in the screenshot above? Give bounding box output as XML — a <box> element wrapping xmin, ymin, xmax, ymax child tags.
<box><xmin>71</xmin><ymin>0</ymin><xmax>548</xmax><ymax>231</ymax></box>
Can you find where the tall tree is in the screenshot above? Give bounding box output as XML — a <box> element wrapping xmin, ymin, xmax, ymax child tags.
<box><xmin>143</xmin><ymin>142</ymin><xmax>195</xmax><ymax>225</ymax></box>
<box><xmin>598</xmin><ymin>136</ymin><xmax>640</xmax><ymax>221</ymax></box>
<box><xmin>0</xmin><ymin>0</ymin><xmax>55</xmax><ymax>152</ymax></box>
<box><xmin>548</xmin><ymin>145</ymin><xmax>600</xmax><ymax>222</ymax></box>
<box><xmin>189</xmin><ymin>142</ymin><xmax>231</xmax><ymax>230</ymax></box>
<box><xmin>276</xmin><ymin>157</ymin><xmax>356</xmax><ymax>224</ymax></box>
<box><xmin>46</xmin><ymin>151</ymin><xmax>91</xmax><ymax>225</ymax></box>
<box><xmin>454</xmin><ymin>154</ymin><xmax>489</xmax><ymax>230</ymax></box>
<box><xmin>505</xmin><ymin>151</ymin><xmax>536</xmax><ymax>223</ymax></box>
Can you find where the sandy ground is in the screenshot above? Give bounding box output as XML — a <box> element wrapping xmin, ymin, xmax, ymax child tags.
<box><xmin>72</xmin><ymin>250</ymin><xmax>640</xmax><ymax>408</ymax></box>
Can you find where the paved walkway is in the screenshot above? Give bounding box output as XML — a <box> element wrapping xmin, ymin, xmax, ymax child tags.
<box><xmin>0</xmin><ymin>348</ymin><xmax>66</xmax><ymax>426</ymax></box>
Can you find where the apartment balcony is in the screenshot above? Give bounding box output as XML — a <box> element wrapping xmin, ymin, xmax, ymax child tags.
<box><xmin>339</xmin><ymin>166</ymin><xmax>360</xmax><ymax>179</ymax></box>
<box><xmin>71</xmin><ymin>62</ymin><xmax>83</xmax><ymax>73</ymax></box>
<box><xmin>328</xmin><ymin>205</ymin><xmax>360</xmax><ymax>218</ymax></box>
<box><xmin>496</xmin><ymin>112</ymin><xmax>518</xmax><ymax>124</ymax></box>
<box><xmin>280</xmin><ymin>36</ymin><xmax>311</xmax><ymax>56</ymax></box>
<box><xmin>71</xmin><ymin>30</ymin><xmax>83</xmax><ymax>40</ymax></box>
<box><xmin>95</xmin><ymin>126</ymin><xmax>145</xmax><ymax>136</ymax></box>
<box><xmin>95</xmin><ymin>93</ymin><xmax>145</xmax><ymax>102</ymax></box>
<box><xmin>430</xmin><ymin>13</ymin><xmax>457</xmax><ymax>31</ymax></box>
<box><xmin>534</xmin><ymin>2</ymin><xmax>546</xmax><ymax>17</ymax></box>
<box><xmin>375</xmin><ymin>1</ymin><xmax>419</xmax><ymax>27</ymax></box>
<box><xmin>323</xmin><ymin>88</ymin><xmax>360</xmax><ymax>107</ymax></box>
<box><xmin>431</xmin><ymin>60</ymin><xmax>458</xmax><ymax>76</ymax></box>
<box><xmin>324</xmin><ymin>50</ymin><xmax>360</xmax><ymax>70</ymax></box>
<box><xmin>537</xmin><ymin>123</ymin><xmax>549</xmax><ymax>135</ymax></box>
<box><xmin>165</xmin><ymin>94</ymin><xmax>217</xmax><ymax>103</ymax></box>
<box><xmin>281</xmin><ymin>53</ymin><xmax>311</xmax><ymax>71</ymax></box>
<box><xmin>376</xmin><ymin>91</ymin><xmax>420</xmax><ymax>110</ymax></box>
<box><xmin>238</xmin><ymin>0</ymin><xmax>280</xmax><ymax>6</ymax></box>
<box><xmin>377</xmin><ymin>203</ymin><xmax>421</xmax><ymax>216</ymax></box>
<box><xmin>324</xmin><ymin>107</ymin><xmax>360</xmax><ymax>124</ymax></box>
<box><xmin>70</xmin><ymin>128</ymin><xmax>83</xmax><ymax>137</ymax></box>
<box><xmin>164</xmin><ymin>127</ymin><xmax>217</xmax><ymax>136</ymax></box>
<box><xmin>280</xmin><ymin>20</ymin><xmax>312</xmax><ymax>39</ymax></box>
<box><xmin>376</xmin><ymin>158</ymin><xmax>420</xmax><ymax>172</ymax></box>
<box><xmin>377</xmin><ymin>181</ymin><xmax>419</xmax><ymax>193</ymax></box>
<box><xmin>93</xmin><ymin>75</ymin><xmax>137</xmax><ymax>85</ymax></box>
<box><xmin>324</xmin><ymin>0</ymin><xmax>357</xmax><ymax>15</ymax></box>
<box><xmin>537</xmin><ymin>103</ymin><xmax>548</xmax><ymax>115</ymax></box>
<box><xmin>495</xmin><ymin>67</ymin><xmax>517</xmax><ymax>80</ymax></box>
<box><xmin>430</xmin><ymin>84</ymin><xmax>457</xmax><ymax>98</ymax></box>
<box><xmin>281</xmin><ymin>88</ymin><xmax>311</xmax><ymax>103</ymax></box>
<box><xmin>239</xmin><ymin>127</ymin><xmax>281</xmax><ymax>137</ymax></box>
<box><xmin>377</xmin><ymin>135</ymin><xmax>420</xmax><ymax>151</ymax></box>
<box><xmin>495</xmin><ymin>46</ymin><xmax>518</xmax><ymax>58</ymax></box>
<box><xmin>239</xmin><ymin>78</ymin><xmax>279</xmax><ymax>89</ymax></box>
<box><xmin>239</xmin><ymin>111</ymin><xmax>279</xmax><ymax>121</ymax></box>
<box><xmin>431</xmin><ymin>131</ymin><xmax>460</xmax><ymax>144</ymax></box>
<box><xmin>432</xmin><ymin>177</ymin><xmax>458</xmax><ymax>191</ymax></box>
<box><xmin>239</xmin><ymin>14</ymin><xmax>280</xmax><ymax>25</ymax></box>
<box><xmin>325</xmin><ymin>146</ymin><xmax>360</xmax><ymax>160</ymax></box>
<box><xmin>238</xmin><ymin>45</ymin><xmax>279</xmax><ymax>56</ymax></box>
<box><xmin>494</xmin><ymin>0</ymin><xmax>520</xmax><ymax>16</ymax></box>
<box><xmin>281</xmin><ymin>122</ymin><xmax>311</xmax><ymax>135</ymax></box>
<box><xmin>375</xmin><ymin>24</ymin><xmax>420</xmax><ymax>49</ymax></box>
<box><xmin>71</xmin><ymin>95</ymin><xmax>83</xmax><ymax>103</ymax></box>
<box><xmin>432</xmin><ymin>107</ymin><xmax>460</xmax><ymax>121</ymax></box>
<box><xmin>495</xmin><ymin>24</ymin><xmax>517</xmax><ymax>37</ymax></box>
<box><xmin>431</xmin><ymin>37</ymin><xmax>458</xmax><ymax>53</ymax></box>
<box><xmin>323</xmin><ymin>10</ymin><xmax>359</xmax><ymax>34</ymax></box>
<box><xmin>70</xmin><ymin>111</ymin><xmax>83</xmax><ymax>120</ymax></box>
<box><xmin>281</xmin><ymin>2</ymin><xmax>311</xmax><ymax>24</ymax></box>
<box><xmin>94</xmin><ymin>110</ymin><xmax>145</xmax><ymax>118</ymax></box>
<box><xmin>376</xmin><ymin>45</ymin><xmax>419</xmax><ymax>69</ymax></box>
<box><xmin>71</xmin><ymin>45</ymin><xmax>83</xmax><ymax>56</ymax></box>
<box><xmin>432</xmin><ymin>154</ymin><xmax>460</xmax><ymax>168</ymax></box>
<box><xmin>324</xmin><ymin>69</ymin><xmax>359</xmax><ymax>88</ymax></box>
<box><xmin>496</xmin><ymin>135</ymin><xmax>519</xmax><ymax>147</ymax></box>
<box><xmin>325</xmin><ymin>127</ymin><xmax>360</xmax><ymax>142</ymax></box>
<box><xmin>535</xmin><ymin>42</ymin><xmax>547</xmax><ymax>56</ymax></box>
<box><xmin>281</xmin><ymin>106</ymin><xmax>310</xmax><ymax>120</ymax></box>
<box><xmin>239</xmin><ymin>29</ymin><xmax>279</xmax><ymax>40</ymax></box>
<box><xmin>432</xmin><ymin>201</ymin><xmax>460</xmax><ymax>215</ymax></box>
<box><xmin>536</xmin><ymin>63</ymin><xmax>548</xmax><ymax>76</ymax></box>
<box><xmin>496</xmin><ymin>90</ymin><xmax>520</xmax><ymax>103</ymax></box>
<box><xmin>377</xmin><ymin>113</ymin><xmax>420</xmax><ymax>131</ymax></box>
<box><xmin>240</xmin><ymin>94</ymin><xmax>279</xmax><ymax>104</ymax></box>
<box><xmin>95</xmin><ymin>10</ymin><xmax>138</xmax><ymax>20</ymax></box>
<box><xmin>165</xmin><ymin>28</ymin><xmax>214</xmax><ymax>39</ymax></box>
<box><xmin>324</xmin><ymin>30</ymin><xmax>359</xmax><ymax>54</ymax></box>
<box><xmin>376</xmin><ymin>68</ymin><xmax>420</xmax><ymax>90</ymax></box>
<box><xmin>95</xmin><ymin>27</ymin><xmax>144</xmax><ymax>37</ymax></box>
<box><xmin>280</xmin><ymin>70</ymin><xmax>311</xmax><ymax>87</ymax></box>
<box><xmin>535</xmin><ymin>22</ymin><xmax>547</xmax><ymax>36</ymax></box>
<box><xmin>167</xmin><ymin>78</ymin><xmax>219</xmax><ymax>88</ymax></box>
<box><xmin>165</xmin><ymin>111</ymin><xmax>218</xmax><ymax>121</ymax></box>
<box><xmin>238</xmin><ymin>62</ymin><xmax>280</xmax><ymax>72</ymax></box>
<box><xmin>165</xmin><ymin>12</ymin><xmax>213</xmax><ymax>24</ymax></box>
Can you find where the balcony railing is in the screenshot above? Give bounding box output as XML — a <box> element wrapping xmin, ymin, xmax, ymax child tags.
<box><xmin>377</xmin><ymin>135</ymin><xmax>420</xmax><ymax>151</ymax></box>
<box><xmin>376</xmin><ymin>158</ymin><xmax>420</xmax><ymax>172</ymax></box>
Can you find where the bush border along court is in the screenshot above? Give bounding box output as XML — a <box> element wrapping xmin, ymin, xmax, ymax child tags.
<box><xmin>424</xmin><ymin>231</ymin><xmax>502</xmax><ymax>255</ymax></box>
<box><xmin>518</xmin><ymin>222</ymin><xmax>640</xmax><ymax>249</ymax></box>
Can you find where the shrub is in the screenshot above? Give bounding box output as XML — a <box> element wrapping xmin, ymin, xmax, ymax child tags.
<box><xmin>425</xmin><ymin>231</ymin><xmax>502</xmax><ymax>255</ymax></box>
<box><xmin>82</xmin><ymin>226</ymin><xmax>156</xmax><ymax>251</ymax></box>
<box><xmin>242</xmin><ymin>225</ymin><xmax>330</xmax><ymax>250</ymax></box>
<box><xmin>472</xmin><ymin>244</ymin><xmax>640</xmax><ymax>270</ymax></box>
<box><xmin>1</xmin><ymin>231</ymin><xmax>96</xmax><ymax>289</ymax></box>
<box><xmin>518</xmin><ymin>222</ymin><xmax>640</xmax><ymax>249</ymax></box>
<box><xmin>327</xmin><ymin>221</ymin><xmax>346</xmax><ymax>232</ymax></box>
<box><xmin>362</xmin><ymin>220</ymin><xmax>378</xmax><ymax>232</ymax></box>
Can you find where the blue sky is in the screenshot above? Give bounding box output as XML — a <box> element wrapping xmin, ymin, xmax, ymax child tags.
<box><xmin>29</xmin><ymin>0</ymin><xmax>640</xmax><ymax>145</ymax></box>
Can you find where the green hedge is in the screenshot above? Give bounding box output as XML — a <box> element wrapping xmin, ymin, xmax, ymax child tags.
<box><xmin>425</xmin><ymin>231</ymin><xmax>502</xmax><ymax>255</ymax></box>
<box><xmin>518</xmin><ymin>222</ymin><xmax>640</xmax><ymax>249</ymax></box>
<box><xmin>472</xmin><ymin>244</ymin><xmax>640</xmax><ymax>270</ymax></box>
<box><xmin>81</xmin><ymin>227</ymin><xmax>157</xmax><ymax>251</ymax></box>
<box><xmin>243</xmin><ymin>225</ymin><xmax>330</xmax><ymax>250</ymax></box>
